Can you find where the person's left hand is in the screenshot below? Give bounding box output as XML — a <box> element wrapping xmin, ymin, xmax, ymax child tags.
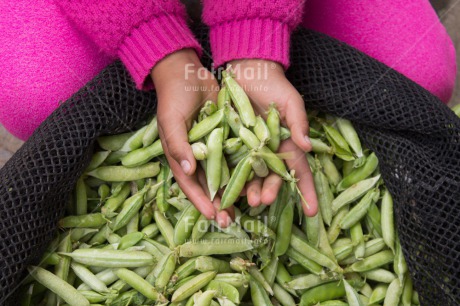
<box><xmin>228</xmin><ymin>59</ymin><xmax>318</xmax><ymax>216</ymax></box>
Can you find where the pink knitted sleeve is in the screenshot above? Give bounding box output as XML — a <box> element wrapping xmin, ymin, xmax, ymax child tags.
<box><xmin>202</xmin><ymin>0</ymin><xmax>305</xmax><ymax>69</ymax></box>
<box><xmin>57</xmin><ymin>0</ymin><xmax>202</xmax><ymax>89</ymax></box>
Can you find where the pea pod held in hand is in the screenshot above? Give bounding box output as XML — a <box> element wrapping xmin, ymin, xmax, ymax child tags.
<box><xmin>222</xmin><ymin>70</ymin><xmax>256</xmax><ymax>127</ymax></box>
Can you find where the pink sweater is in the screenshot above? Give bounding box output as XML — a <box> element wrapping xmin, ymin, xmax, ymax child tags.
<box><xmin>0</xmin><ymin>0</ymin><xmax>456</xmax><ymax>140</ymax></box>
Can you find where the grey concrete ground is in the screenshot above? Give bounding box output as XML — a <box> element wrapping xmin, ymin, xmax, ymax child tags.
<box><xmin>1</xmin><ymin>0</ymin><xmax>459</xmax><ymax>168</ymax></box>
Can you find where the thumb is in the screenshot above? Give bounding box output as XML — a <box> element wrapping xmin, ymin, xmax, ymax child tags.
<box><xmin>284</xmin><ymin>94</ymin><xmax>312</xmax><ymax>152</ymax></box>
<box><xmin>158</xmin><ymin>112</ymin><xmax>196</xmax><ymax>176</ymax></box>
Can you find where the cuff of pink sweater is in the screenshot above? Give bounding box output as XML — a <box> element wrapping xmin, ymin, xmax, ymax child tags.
<box><xmin>119</xmin><ymin>15</ymin><xmax>202</xmax><ymax>90</ymax></box>
<box><xmin>209</xmin><ymin>18</ymin><xmax>291</xmax><ymax>69</ymax></box>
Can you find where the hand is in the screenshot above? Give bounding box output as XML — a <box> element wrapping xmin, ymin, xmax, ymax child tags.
<box><xmin>229</xmin><ymin>59</ymin><xmax>318</xmax><ymax>216</ymax></box>
<box><xmin>151</xmin><ymin>49</ymin><xmax>232</xmax><ymax>227</ymax></box>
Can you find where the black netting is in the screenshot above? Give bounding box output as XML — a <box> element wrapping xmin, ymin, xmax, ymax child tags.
<box><xmin>0</xmin><ymin>25</ymin><xmax>459</xmax><ymax>305</ymax></box>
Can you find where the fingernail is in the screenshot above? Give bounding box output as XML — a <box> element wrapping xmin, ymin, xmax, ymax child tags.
<box><xmin>180</xmin><ymin>160</ymin><xmax>191</xmax><ymax>174</ymax></box>
<box><xmin>304</xmin><ymin>135</ymin><xmax>311</xmax><ymax>145</ymax></box>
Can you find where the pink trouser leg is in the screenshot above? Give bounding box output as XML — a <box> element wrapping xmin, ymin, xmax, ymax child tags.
<box><xmin>302</xmin><ymin>0</ymin><xmax>456</xmax><ymax>103</ymax></box>
<box><xmin>0</xmin><ymin>0</ymin><xmax>113</xmax><ymax>140</ymax></box>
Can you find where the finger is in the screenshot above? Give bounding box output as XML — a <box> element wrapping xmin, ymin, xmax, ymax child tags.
<box><xmin>212</xmin><ymin>197</ymin><xmax>232</xmax><ymax>228</ymax></box>
<box><xmin>246</xmin><ymin>177</ymin><xmax>263</xmax><ymax>207</ymax></box>
<box><xmin>162</xmin><ymin>143</ymin><xmax>215</xmax><ymax>220</ymax></box>
<box><xmin>260</xmin><ymin>173</ymin><xmax>283</xmax><ymax>205</ymax></box>
<box><xmin>196</xmin><ymin>166</ymin><xmax>211</xmax><ymax>199</ymax></box>
<box><xmin>158</xmin><ymin>107</ymin><xmax>196</xmax><ymax>176</ymax></box>
<box><xmin>280</xmin><ymin>140</ymin><xmax>318</xmax><ymax>216</ymax></box>
<box><xmin>284</xmin><ymin>95</ymin><xmax>312</xmax><ymax>152</ymax></box>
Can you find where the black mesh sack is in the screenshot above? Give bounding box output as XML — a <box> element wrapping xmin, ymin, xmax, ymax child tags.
<box><xmin>1</xmin><ymin>26</ymin><xmax>459</xmax><ymax>305</ymax></box>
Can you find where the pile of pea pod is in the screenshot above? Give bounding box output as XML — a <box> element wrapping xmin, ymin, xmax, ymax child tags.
<box><xmin>22</xmin><ymin>71</ymin><xmax>419</xmax><ymax>306</ymax></box>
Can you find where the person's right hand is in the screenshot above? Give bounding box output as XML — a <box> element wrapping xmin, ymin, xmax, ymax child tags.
<box><xmin>151</xmin><ymin>49</ymin><xmax>233</xmax><ymax>227</ymax></box>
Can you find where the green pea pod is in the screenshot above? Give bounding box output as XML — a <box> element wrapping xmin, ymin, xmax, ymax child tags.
<box><xmin>384</xmin><ymin>278</ymin><xmax>402</xmax><ymax>306</ymax></box>
<box><xmin>222</xmin><ymin>70</ymin><xmax>256</xmax><ymax>127</ymax></box>
<box><xmin>262</xmin><ymin>255</ymin><xmax>279</xmax><ymax>287</ymax></box>
<box><xmin>59</xmin><ymin>213</ymin><xmax>106</xmax><ymax>228</ymax></box>
<box><xmin>214</xmin><ymin>273</ymin><xmax>249</xmax><ymax>288</ymax></box>
<box><xmin>350</xmin><ymin>222</ymin><xmax>365</xmax><ymax>260</ymax></box>
<box><xmin>401</xmin><ymin>274</ymin><xmax>413</xmax><ymax>306</ymax></box>
<box><xmin>304</xmin><ymin>214</ymin><xmax>319</xmax><ymax>248</ymax></box>
<box><xmin>272</xmin><ymin>283</ymin><xmax>296</xmax><ymax>306</ymax></box>
<box><xmin>331</xmin><ymin>175</ymin><xmax>380</xmax><ymax>214</ymax></box>
<box><xmin>188</xmin><ymin>109</ymin><xmax>225</xmax><ymax>142</ymax></box>
<box><xmin>225</xmin><ymin>103</ymin><xmax>243</xmax><ymax>137</ymax></box>
<box><xmin>206</xmin><ymin>128</ymin><xmax>224</xmax><ymax>200</ymax></box>
<box><xmin>362</xmin><ymin>269</ymin><xmax>396</xmax><ymax>283</ymax></box>
<box><xmin>335</xmin><ymin>118</ymin><xmax>364</xmax><ymax>160</ymax></box>
<box><xmin>366</xmin><ymin>202</ymin><xmax>383</xmax><ymax>237</ymax></box>
<box><xmin>323</xmin><ymin>124</ymin><xmax>354</xmax><ymax>161</ymax></box>
<box><xmin>28</xmin><ymin>266</ymin><xmax>90</xmax><ymax>306</ymax></box>
<box><xmin>381</xmin><ymin>188</ymin><xmax>395</xmax><ymax>253</ymax></box>
<box><xmin>317</xmin><ymin>153</ymin><xmax>342</xmax><ymax>187</ymax></box>
<box><xmin>174</xmin><ymin>203</ymin><xmax>201</xmax><ymax>245</ymax></box>
<box><xmin>310</xmin><ymin>138</ymin><xmax>334</xmax><ymax>155</ymax></box>
<box><xmin>274</xmin><ymin>194</ymin><xmax>294</xmax><ymax>257</ymax></box>
<box><xmin>75</xmin><ymin>177</ymin><xmax>88</xmax><ymax>216</ymax></box>
<box><xmin>368</xmin><ymin>283</ymin><xmax>388</xmax><ymax>304</ymax></box>
<box><xmin>254</xmin><ymin>115</ymin><xmax>271</xmax><ymax>145</ymax></box>
<box><xmin>280</xmin><ymin>127</ymin><xmax>291</xmax><ymax>140</ymax></box>
<box><xmin>111</xmin><ymin>188</ymin><xmax>147</xmax><ymax>231</ymax></box>
<box><xmin>223</xmin><ymin>138</ymin><xmax>242</xmax><ymax>155</ymax></box>
<box><xmin>220</xmin><ymin>156</ymin><xmax>230</xmax><ymax>188</ymax></box>
<box><xmin>249</xmin><ymin>276</ymin><xmax>273</xmax><ymax>306</ymax></box>
<box><xmin>155</xmin><ymin>252</ymin><xmax>177</xmax><ymax>291</ymax></box>
<box><xmin>393</xmin><ymin>235</ymin><xmax>408</xmax><ymax>285</ymax></box>
<box><xmin>191</xmin><ymin>142</ymin><xmax>208</xmax><ymax>160</ymax></box>
<box><xmin>77</xmin><ymin>269</ymin><xmax>118</xmax><ymax>291</ymax></box>
<box><xmin>98</xmin><ymin>131</ymin><xmax>135</xmax><ymax>151</ymax></box>
<box><xmin>333</xmin><ymin>243</ymin><xmax>354</xmax><ymax>262</ymax></box>
<box><xmin>115</xmin><ymin>268</ymin><xmax>167</xmax><ymax>302</ymax></box>
<box><xmin>286</xmin><ymin>248</ymin><xmax>323</xmax><ymax>275</ymax></box>
<box><xmin>117</xmin><ymin>232</ymin><xmax>144</xmax><ymax>250</ymax></box>
<box><xmin>171</xmin><ymin>271</ymin><xmax>217</xmax><ymax>302</ymax></box>
<box><xmin>266</xmin><ymin>103</ymin><xmax>281</xmax><ymax>152</ymax></box>
<box><xmin>206</xmin><ymin>280</ymin><xmax>240</xmax><ymax>304</ymax></box>
<box><xmin>191</xmin><ymin>215</ymin><xmax>212</xmax><ymax>240</ymax></box>
<box><xmin>153</xmin><ymin>210</ymin><xmax>176</xmax><ymax>248</ymax></box>
<box><xmin>87</xmin><ymin>162</ymin><xmax>160</xmax><ymax>182</ymax></box>
<box><xmin>313</xmin><ymin>159</ymin><xmax>334</xmax><ymax>226</ymax></box>
<box><xmin>70</xmin><ymin>262</ymin><xmax>110</xmax><ymax>293</ymax></box>
<box><xmin>250</xmin><ymin>155</ymin><xmax>269</xmax><ymax>178</ymax></box>
<box><xmin>121</xmin><ymin>139</ymin><xmax>163</xmax><ymax>167</ymax></box>
<box><xmin>102</xmin><ymin>183</ymin><xmax>131</xmax><ymax>218</ymax></box>
<box><xmin>337</xmin><ymin>152</ymin><xmax>379</xmax><ymax>191</ymax></box>
<box><xmin>60</xmin><ymin>249</ymin><xmax>154</xmax><ymax>268</ymax></box>
<box><xmin>142</xmin><ymin>116</ymin><xmax>159</xmax><ymax>147</ymax></box>
<box><xmin>119</xmin><ymin>126</ymin><xmax>148</xmax><ymax>152</ymax></box>
<box><xmin>343</xmin><ymin>279</ymin><xmax>364</xmax><ymax>306</ymax></box>
<box><xmin>140</xmin><ymin>205</ymin><xmax>153</xmax><ymax>229</ymax></box>
<box><xmin>300</xmin><ymin>281</ymin><xmax>345</xmax><ymax>306</ymax></box>
<box><xmin>179</xmin><ymin>239</ymin><xmax>253</xmax><ymax>257</ymax></box>
<box><xmin>346</xmin><ymin>250</ymin><xmax>394</xmax><ymax>273</ymax></box>
<box><xmin>221</xmin><ymin>155</ymin><xmax>252</xmax><ymax>210</ymax></box>
<box><xmin>286</xmin><ymin>274</ymin><xmax>339</xmax><ymax>291</ymax></box>
<box><xmin>85</xmin><ymin>151</ymin><xmax>111</xmax><ymax>172</ymax></box>
<box><xmin>194</xmin><ymin>290</ymin><xmax>217</xmax><ymax>306</ymax></box>
<box><xmin>195</xmin><ymin>256</ymin><xmax>232</xmax><ymax>273</ymax></box>
<box><xmin>327</xmin><ymin>206</ymin><xmax>349</xmax><ymax>244</ymax></box>
<box><xmin>339</xmin><ymin>188</ymin><xmax>380</xmax><ymax>229</ymax></box>
<box><xmin>156</xmin><ymin>163</ymin><xmax>172</xmax><ymax>213</ymax></box>
<box><xmin>239</xmin><ymin>127</ymin><xmax>292</xmax><ymax>181</ymax></box>
<box><xmin>199</xmin><ymin>100</ymin><xmax>218</xmax><ymax>120</ymax></box>
<box><xmin>268</xmin><ymin>182</ymin><xmax>288</xmax><ymax>231</ymax></box>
